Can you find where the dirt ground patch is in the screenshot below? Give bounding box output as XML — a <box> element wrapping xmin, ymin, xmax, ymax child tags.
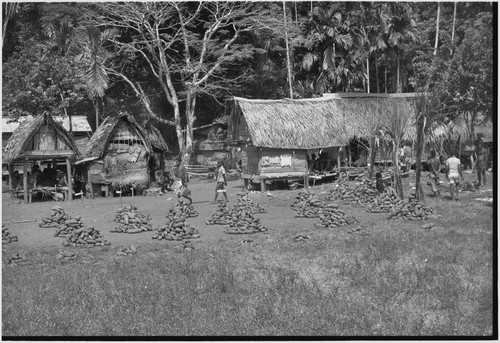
<box><xmin>1</xmin><ymin>171</ymin><xmax>493</xmax><ymax>251</ymax></box>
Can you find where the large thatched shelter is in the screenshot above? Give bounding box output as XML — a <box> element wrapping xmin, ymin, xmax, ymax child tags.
<box><xmin>2</xmin><ymin>112</ymin><xmax>82</xmax><ymax>202</ymax></box>
<box><xmin>230</xmin><ymin>93</ymin><xmax>418</xmax><ymax>190</ymax></box>
<box><xmin>82</xmin><ymin>112</ymin><xmax>168</xmax><ymax>196</ymax></box>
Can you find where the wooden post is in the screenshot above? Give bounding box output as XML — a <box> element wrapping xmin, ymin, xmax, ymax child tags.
<box><xmin>9</xmin><ymin>163</ymin><xmax>14</xmax><ymax>199</ymax></box>
<box><xmin>66</xmin><ymin>158</ymin><xmax>72</xmax><ymax>201</ymax></box>
<box><xmin>337</xmin><ymin>147</ymin><xmax>341</xmax><ymax>172</ymax></box>
<box><xmin>23</xmin><ymin>160</ymin><xmax>28</xmax><ymax>203</ymax></box>
<box><xmin>261</xmin><ymin>179</ymin><xmax>266</xmax><ymax>192</ymax></box>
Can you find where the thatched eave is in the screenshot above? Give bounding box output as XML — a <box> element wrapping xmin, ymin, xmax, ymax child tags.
<box><xmin>85</xmin><ymin>112</ymin><xmax>154</xmax><ymax>158</ymax></box>
<box><xmin>232</xmin><ymin>95</ymin><xmax>418</xmax><ymax>150</ymax></box>
<box><xmin>2</xmin><ymin>112</ymin><xmax>82</xmax><ymax>164</ymax></box>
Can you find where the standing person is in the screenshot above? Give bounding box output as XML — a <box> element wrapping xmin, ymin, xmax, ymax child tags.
<box><xmin>445</xmin><ymin>153</ymin><xmax>464</xmax><ymax>201</ymax></box>
<box><xmin>169</xmin><ymin>158</ymin><xmax>192</xmax><ymax>205</ymax></box>
<box><xmin>428</xmin><ymin>150</ymin><xmax>442</xmax><ymax>197</ymax></box>
<box><xmin>474</xmin><ymin>140</ymin><xmax>488</xmax><ymax>188</ymax></box>
<box><xmin>375</xmin><ymin>172</ymin><xmax>386</xmax><ymax>193</ymax></box>
<box><xmin>213</xmin><ymin>160</ymin><xmax>228</xmax><ymax>203</ymax></box>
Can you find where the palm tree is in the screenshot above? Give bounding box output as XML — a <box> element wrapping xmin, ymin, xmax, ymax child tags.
<box><xmin>376</xmin><ymin>3</ymin><xmax>419</xmax><ymax>93</ymax></box>
<box><xmin>301</xmin><ymin>2</ymin><xmax>367</xmax><ymax>94</ymax></box>
<box><xmin>69</xmin><ymin>25</ymin><xmax>119</xmax><ymax>128</ymax></box>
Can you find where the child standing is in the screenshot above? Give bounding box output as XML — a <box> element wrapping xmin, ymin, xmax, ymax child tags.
<box><xmin>213</xmin><ymin>160</ymin><xmax>229</xmax><ymax>203</ymax></box>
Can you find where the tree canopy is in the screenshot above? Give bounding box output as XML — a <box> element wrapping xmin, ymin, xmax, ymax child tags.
<box><xmin>2</xmin><ymin>1</ymin><xmax>494</xmax><ymax>152</ymax></box>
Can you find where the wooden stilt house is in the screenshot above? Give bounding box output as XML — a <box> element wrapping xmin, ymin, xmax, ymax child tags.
<box><xmin>230</xmin><ymin>94</ymin><xmax>418</xmax><ymax>191</ymax></box>
<box><xmin>2</xmin><ymin>112</ymin><xmax>82</xmax><ymax>203</ymax></box>
<box><xmin>83</xmin><ymin>112</ymin><xmax>160</xmax><ymax>196</ymax></box>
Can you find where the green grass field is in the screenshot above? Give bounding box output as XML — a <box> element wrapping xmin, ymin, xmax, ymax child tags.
<box><xmin>2</xmin><ymin>184</ymin><xmax>494</xmax><ymax>337</ymax></box>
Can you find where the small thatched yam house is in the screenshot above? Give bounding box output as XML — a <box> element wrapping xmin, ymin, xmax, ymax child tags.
<box><xmin>230</xmin><ymin>97</ymin><xmax>350</xmax><ymax>190</ymax></box>
<box><xmin>230</xmin><ymin>94</ymin><xmax>418</xmax><ymax>191</ymax></box>
<box><xmin>83</xmin><ymin>112</ymin><xmax>165</xmax><ymax>195</ymax></box>
<box><xmin>2</xmin><ymin>112</ymin><xmax>81</xmax><ymax>203</ymax></box>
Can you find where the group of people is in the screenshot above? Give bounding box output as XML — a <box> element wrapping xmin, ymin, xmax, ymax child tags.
<box><xmin>10</xmin><ymin>163</ymin><xmax>67</xmax><ymax>190</ymax></box>
<box><xmin>155</xmin><ymin>157</ymin><xmax>229</xmax><ymax>206</ymax></box>
<box><xmin>428</xmin><ymin>139</ymin><xmax>488</xmax><ymax>201</ymax></box>
<box><xmin>373</xmin><ymin>140</ymin><xmax>488</xmax><ymax>201</ymax></box>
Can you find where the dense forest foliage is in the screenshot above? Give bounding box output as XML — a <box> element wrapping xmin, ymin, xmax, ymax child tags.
<box><xmin>2</xmin><ymin>2</ymin><xmax>494</xmax><ymax>153</ymax></box>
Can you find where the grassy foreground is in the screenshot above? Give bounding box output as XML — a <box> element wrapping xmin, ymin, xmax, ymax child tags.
<box><xmin>2</xmin><ymin>195</ymin><xmax>494</xmax><ymax>337</ymax></box>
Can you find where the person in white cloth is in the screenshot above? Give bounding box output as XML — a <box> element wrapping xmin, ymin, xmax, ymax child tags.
<box><xmin>212</xmin><ymin>160</ymin><xmax>229</xmax><ymax>203</ymax></box>
<box><xmin>445</xmin><ymin>153</ymin><xmax>464</xmax><ymax>201</ymax></box>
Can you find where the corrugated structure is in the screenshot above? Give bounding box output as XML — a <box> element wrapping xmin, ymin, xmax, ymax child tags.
<box><xmin>230</xmin><ymin>93</ymin><xmax>418</xmax><ymax>190</ymax></box>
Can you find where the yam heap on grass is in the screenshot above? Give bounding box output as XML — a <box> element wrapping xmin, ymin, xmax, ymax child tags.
<box><xmin>326</xmin><ymin>181</ymin><xmax>378</xmax><ymax>205</ymax></box>
<box><xmin>62</xmin><ymin>226</ymin><xmax>111</xmax><ymax>247</ymax></box>
<box><xmin>236</xmin><ymin>194</ymin><xmax>266</xmax><ymax>214</ymax></box>
<box><xmin>223</xmin><ymin>200</ymin><xmax>269</xmax><ymax>234</ymax></box>
<box><xmin>314</xmin><ymin>205</ymin><xmax>359</xmax><ymax>229</ymax></box>
<box><xmin>5</xmin><ymin>252</ymin><xmax>28</xmax><ymax>265</ymax></box>
<box><xmin>39</xmin><ymin>206</ymin><xmax>69</xmax><ymax>228</ymax></box>
<box><xmin>366</xmin><ymin>186</ymin><xmax>402</xmax><ymax>213</ymax></box>
<box><xmin>292</xmin><ymin>191</ymin><xmax>358</xmax><ymax>229</ymax></box>
<box><xmin>111</xmin><ymin>205</ymin><xmax>155</xmax><ymax>234</ymax></box>
<box><xmin>387</xmin><ymin>198</ymin><xmax>436</xmax><ymax>221</ymax></box>
<box><xmin>54</xmin><ymin>215</ymin><xmax>85</xmax><ymax>238</ymax></box>
<box><xmin>152</xmin><ymin>203</ymin><xmax>200</xmax><ymax>241</ymax></box>
<box><xmin>2</xmin><ymin>225</ymin><xmax>18</xmax><ymax>244</ymax></box>
<box><xmin>292</xmin><ymin>191</ymin><xmax>327</xmax><ymax>218</ymax></box>
<box><xmin>206</xmin><ymin>201</ymin><xmax>233</xmax><ymax>225</ymax></box>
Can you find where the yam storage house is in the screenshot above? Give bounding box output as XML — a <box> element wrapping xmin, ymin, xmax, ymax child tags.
<box><xmin>229</xmin><ymin>94</ymin><xmax>418</xmax><ymax>191</ymax></box>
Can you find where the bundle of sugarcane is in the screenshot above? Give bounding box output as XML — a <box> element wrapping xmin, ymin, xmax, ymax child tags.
<box><xmin>111</xmin><ymin>206</ymin><xmax>154</xmax><ymax>234</ymax></box>
<box><xmin>2</xmin><ymin>224</ymin><xmax>18</xmax><ymax>244</ymax></box>
<box><xmin>54</xmin><ymin>215</ymin><xmax>85</xmax><ymax>237</ymax></box>
<box><xmin>62</xmin><ymin>227</ymin><xmax>111</xmax><ymax>247</ymax></box>
<box><xmin>152</xmin><ymin>206</ymin><xmax>200</xmax><ymax>241</ymax></box>
<box><xmin>39</xmin><ymin>206</ymin><xmax>69</xmax><ymax>228</ymax></box>
<box><xmin>387</xmin><ymin>198</ymin><xmax>436</xmax><ymax>220</ymax></box>
<box><xmin>205</xmin><ymin>201</ymin><xmax>233</xmax><ymax>225</ymax></box>
<box><xmin>367</xmin><ymin>186</ymin><xmax>402</xmax><ymax>213</ymax></box>
<box><xmin>223</xmin><ymin>208</ymin><xmax>269</xmax><ymax>234</ymax></box>
<box><xmin>236</xmin><ymin>194</ymin><xmax>267</xmax><ymax>214</ymax></box>
<box><xmin>314</xmin><ymin>205</ymin><xmax>358</xmax><ymax>228</ymax></box>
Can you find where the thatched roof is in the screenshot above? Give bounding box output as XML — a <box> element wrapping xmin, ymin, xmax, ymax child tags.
<box><xmin>232</xmin><ymin>94</ymin><xmax>417</xmax><ymax>149</ymax></box>
<box><xmin>2</xmin><ymin>112</ymin><xmax>82</xmax><ymax>164</ymax></box>
<box><xmin>85</xmin><ymin>112</ymin><xmax>154</xmax><ymax>158</ymax></box>
<box><xmin>146</xmin><ymin>125</ymin><xmax>170</xmax><ymax>152</ymax></box>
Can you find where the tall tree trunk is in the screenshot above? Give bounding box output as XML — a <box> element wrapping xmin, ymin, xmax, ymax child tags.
<box><xmin>366</xmin><ymin>58</ymin><xmax>370</xmax><ymax>93</ymax></box>
<box><xmin>375</xmin><ymin>55</ymin><xmax>380</xmax><ymax>93</ymax></box>
<box><xmin>283</xmin><ymin>1</ymin><xmax>293</xmax><ymax>98</ymax></box>
<box><xmin>368</xmin><ymin>136</ymin><xmax>377</xmax><ymax>179</ymax></box>
<box><xmin>451</xmin><ymin>2</ymin><xmax>457</xmax><ymax>56</ymax></box>
<box><xmin>93</xmin><ymin>98</ymin><xmax>99</xmax><ymax>129</ymax></box>
<box><xmin>396</xmin><ymin>56</ymin><xmax>400</xmax><ymax>93</ymax></box>
<box><xmin>384</xmin><ymin>53</ymin><xmax>388</xmax><ymax>94</ymax></box>
<box><xmin>415</xmin><ymin>113</ymin><xmax>425</xmax><ymax>201</ymax></box>
<box><xmin>393</xmin><ymin>140</ymin><xmax>403</xmax><ymax>198</ymax></box>
<box><xmin>184</xmin><ymin>90</ymin><xmax>196</xmax><ymax>161</ymax></box>
<box><xmin>434</xmin><ymin>2</ymin><xmax>441</xmax><ymax>56</ymax></box>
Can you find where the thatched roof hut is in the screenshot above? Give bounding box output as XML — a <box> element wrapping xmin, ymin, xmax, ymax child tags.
<box><xmin>231</xmin><ymin>94</ymin><xmax>417</xmax><ymax>149</ymax></box>
<box><xmin>85</xmin><ymin>112</ymin><xmax>154</xmax><ymax>158</ymax></box>
<box><xmin>3</xmin><ymin>112</ymin><xmax>81</xmax><ymax>164</ymax></box>
<box><xmin>83</xmin><ymin>112</ymin><xmax>171</xmax><ymax>194</ymax></box>
<box><xmin>3</xmin><ymin>112</ymin><xmax>82</xmax><ymax>203</ymax></box>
